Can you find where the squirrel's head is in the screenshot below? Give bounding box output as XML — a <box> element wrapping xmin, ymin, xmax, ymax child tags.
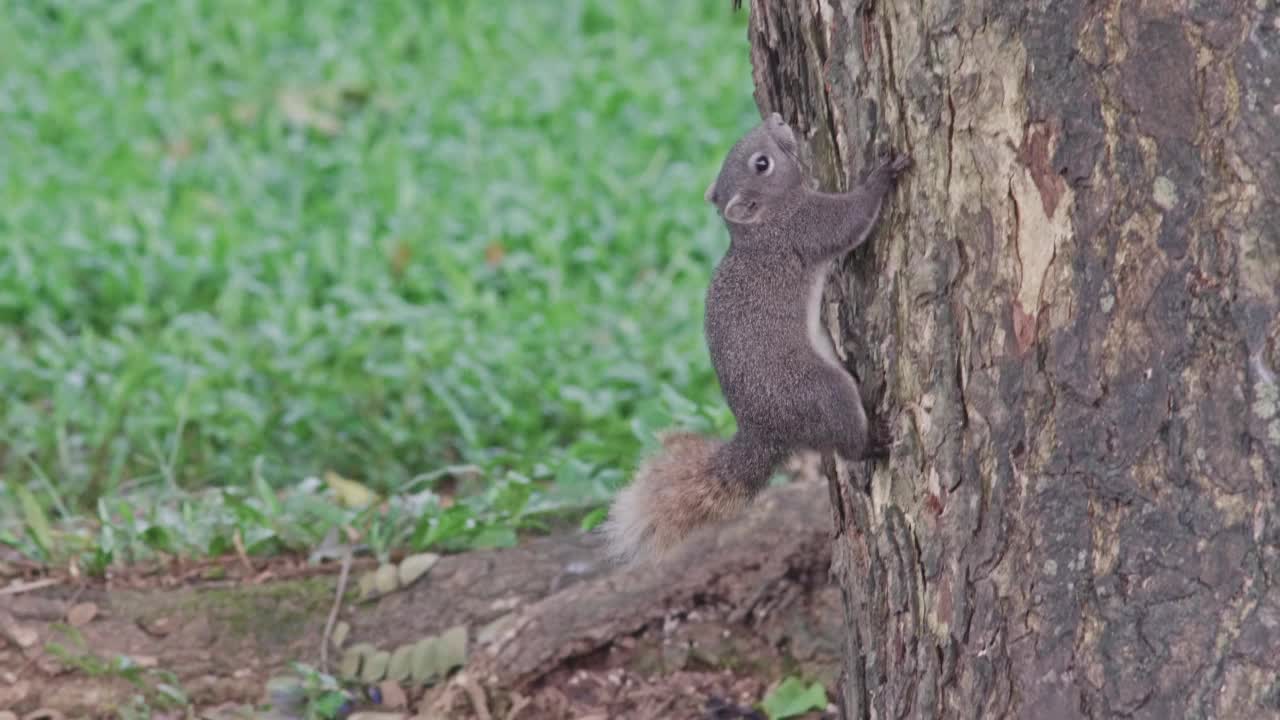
<box><xmin>704</xmin><ymin>112</ymin><xmax>803</xmax><ymax>226</ymax></box>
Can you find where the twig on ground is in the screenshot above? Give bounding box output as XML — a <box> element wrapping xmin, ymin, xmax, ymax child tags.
<box><xmin>0</xmin><ymin>577</ymin><xmax>63</xmax><ymax>596</ymax></box>
<box><xmin>319</xmin><ymin>548</ymin><xmax>353</xmax><ymax>674</ymax></box>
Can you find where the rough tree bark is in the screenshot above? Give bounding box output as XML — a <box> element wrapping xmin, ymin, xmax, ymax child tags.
<box><xmin>746</xmin><ymin>0</ymin><xmax>1280</xmax><ymax>717</ymax></box>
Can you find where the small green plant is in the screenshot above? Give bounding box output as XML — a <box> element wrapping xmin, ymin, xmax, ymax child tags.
<box><xmin>2</xmin><ymin>468</ymin><xmax>589</xmax><ymax>573</ymax></box>
<box><xmin>44</xmin><ymin>625</ymin><xmax>189</xmax><ymax>711</ymax></box>
<box><xmin>760</xmin><ymin>676</ymin><xmax>828</xmax><ymax>720</ymax></box>
<box><xmin>266</xmin><ymin>663</ymin><xmax>352</xmax><ymax>720</ymax></box>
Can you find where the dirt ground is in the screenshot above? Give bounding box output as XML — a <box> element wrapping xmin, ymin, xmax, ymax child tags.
<box><xmin>1</xmin><ymin>479</ymin><xmax>842</xmax><ymax>719</ymax></box>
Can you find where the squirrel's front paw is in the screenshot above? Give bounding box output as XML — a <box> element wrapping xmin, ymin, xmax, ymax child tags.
<box><xmin>871</xmin><ymin>152</ymin><xmax>912</xmax><ymax>184</ymax></box>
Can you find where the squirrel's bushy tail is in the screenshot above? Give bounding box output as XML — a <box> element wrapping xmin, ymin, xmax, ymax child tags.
<box><xmin>604</xmin><ymin>430</ymin><xmax>783</xmax><ymax>564</ymax></box>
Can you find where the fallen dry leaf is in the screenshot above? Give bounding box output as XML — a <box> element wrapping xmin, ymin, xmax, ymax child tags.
<box><xmin>326</xmin><ymin>470</ymin><xmax>379</xmax><ymax>509</ymax></box>
<box><xmin>377</xmin><ymin>680</ymin><xmax>409</xmax><ymax>709</ymax></box>
<box><xmin>373</xmin><ymin>563</ymin><xmax>399</xmax><ymax>594</ymax></box>
<box><xmin>457</xmin><ymin>673</ymin><xmax>492</xmax><ymax>720</ymax></box>
<box><xmin>0</xmin><ymin>611</ymin><xmax>38</xmax><ymax>649</ymax></box>
<box><xmin>278</xmin><ymin>89</ymin><xmax>341</xmax><ymax>136</ymax></box>
<box><xmin>484</xmin><ymin>243</ymin><xmax>506</xmax><ymax>266</ymax></box>
<box><xmin>66</xmin><ymin>602</ymin><xmax>97</xmax><ymax>627</ymax></box>
<box><xmin>397</xmin><ymin>553</ymin><xmax>439</xmax><ymax>587</ymax></box>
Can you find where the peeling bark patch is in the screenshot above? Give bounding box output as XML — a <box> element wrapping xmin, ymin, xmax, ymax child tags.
<box><xmin>1010</xmin><ymin>165</ymin><xmax>1069</xmax><ymax>314</ymax></box>
<box><xmin>1019</xmin><ymin>123</ymin><xmax>1065</xmax><ymax>218</ymax></box>
<box><xmin>1011</xmin><ymin>300</ymin><xmax>1036</xmax><ymax>356</ymax></box>
<box><xmin>1119</xmin><ymin>20</ymin><xmax>1197</xmax><ymax>142</ymax></box>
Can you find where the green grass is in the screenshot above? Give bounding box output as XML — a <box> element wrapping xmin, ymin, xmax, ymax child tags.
<box><xmin>0</xmin><ymin>0</ymin><xmax>756</xmax><ymax>564</ymax></box>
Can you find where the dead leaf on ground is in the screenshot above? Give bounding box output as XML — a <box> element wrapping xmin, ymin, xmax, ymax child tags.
<box><xmin>484</xmin><ymin>243</ymin><xmax>506</xmax><ymax>266</ymax></box>
<box><xmin>332</xmin><ymin>621</ymin><xmax>350</xmax><ymax>649</ymax></box>
<box><xmin>374</xmin><ymin>564</ymin><xmax>399</xmax><ymax>595</ymax></box>
<box><xmin>0</xmin><ymin>611</ymin><xmax>38</xmax><ymax>648</ymax></box>
<box><xmin>363</xmin><ymin>650</ymin><xmax>391</xmax><ymax>684</ymax></box>
<box><xmin>278</xmin><ymin>89</ymin><xmax>341</xmax><ymax>136</ymax></box>
<box><xmin>326</xmin><ymin>471</ymin><xmax>379</xmax><ymax>509</ymax></box>
<box><xmin>436</xmin><ymin>625</ymin><xmax>468</xmax><ymax>672</ymax></box>
<box><xmin>397</xmin><ymin>553</ymin><xmax>439</xmax><ymax>587</ymax></box>
<box><xmin>377</xmin><ymin>680</ymin><xmax>409</xmax><ymax>709</ymax></box>
<box><xmin>456</xmin><ymin>673</ymin><xmax>492</xmax><ymax>720</ymax></box>
<box><xmin>66</xmin><ymin>602</ymin><xmax>97</xmax><ymax>627</ymax></box>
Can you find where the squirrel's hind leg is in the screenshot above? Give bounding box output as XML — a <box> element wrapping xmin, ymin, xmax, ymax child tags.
<box><xmin>807</xmin><ymin>365</ymin><xmax>895</xmax><ymax>462</ymax></box>
<box><xmin>794</xmin><ymin>366</ymin><xmax>868</xmax><ymax>460</ymax></box>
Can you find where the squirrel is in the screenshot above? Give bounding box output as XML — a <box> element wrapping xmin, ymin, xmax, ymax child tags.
<box><xmin>603</xmin><ymin>112</ymin><xmax>910</xmax><ymax>564</ymax></box>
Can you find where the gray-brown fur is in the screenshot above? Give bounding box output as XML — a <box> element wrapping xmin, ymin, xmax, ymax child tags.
<box><xmin>603</xmin><ymin>431</ymin><xmax>783</xmax><ymax>563</ymax></box>
<box><xmin>605</xmin><ymin>113</ymin><xmax>909</xmax><ymax>563</ymax></box>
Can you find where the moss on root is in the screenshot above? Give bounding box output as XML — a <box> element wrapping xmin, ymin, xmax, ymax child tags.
<box><xmin>121</xmin><ymin>576</ymin><xmax>335</xmax><ymax>649</ymax></box>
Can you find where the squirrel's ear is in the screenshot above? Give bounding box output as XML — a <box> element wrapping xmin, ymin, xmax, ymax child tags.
<box><xmin>723</xmin><ymin>193</ymin><xmax>763</xmax><ymax>224</ymax></box>
<box><xmin>704</xmin><ymin>180</ymin><xmax>717</xmax><ymax>204</ymax></box>
<box><xmin>767</xmin><ymin>117</ymin><xmax>797</xmax><ymax>156</ymax></box>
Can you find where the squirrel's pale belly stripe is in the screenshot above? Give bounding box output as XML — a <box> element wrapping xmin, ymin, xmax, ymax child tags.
<box><xmin>806</xmin><ymin>265</ymin><xmax>842</xmax><ymax>371</ymax></box>
<box><xmin>806</xmin><ymin>264</ymin><xmax>868</xmax><ymax>436</ymax></box>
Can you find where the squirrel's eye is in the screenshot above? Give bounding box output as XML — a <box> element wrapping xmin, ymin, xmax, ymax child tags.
<box><xmin>750</xmin><ymin>153</ymin><xmax>772</xmax><ymax>175</ymax></box>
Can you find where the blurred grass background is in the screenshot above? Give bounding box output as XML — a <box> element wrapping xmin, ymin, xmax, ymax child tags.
<box><xmin>0</xmin><ymin>0</ymin><xmax>757</xmax><ymax>564</ymax></box>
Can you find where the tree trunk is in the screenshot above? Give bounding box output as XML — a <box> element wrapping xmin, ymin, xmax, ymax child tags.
<box><xmin>746</xmin><ymin>0</ymin><xmax>1280</xmax><ymax>717</ymax></box>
